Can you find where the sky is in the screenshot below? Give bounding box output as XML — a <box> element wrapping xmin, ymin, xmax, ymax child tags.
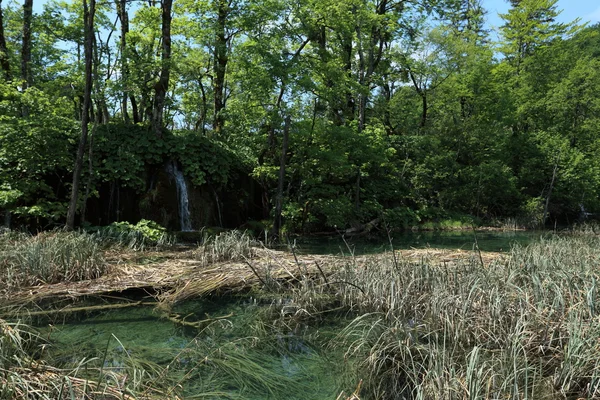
<box><xmin>30</xmin><ymin>0</ymin><xmax>600</xmax><ymax>36</ymax></box>
<box><xmin>483</xmin><ymin>0</ymin><xmax>600</xmax><ymax>30</ymax></box>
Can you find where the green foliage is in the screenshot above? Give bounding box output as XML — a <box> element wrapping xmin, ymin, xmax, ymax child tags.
<box><xmin>0</xmin><ymin>82</ymin><xmax>77</xmax><ymax>223</ymax></box>
<box><xmin>93</xmin><ymin>219</ymin><xmax>173</xmax><ymax>249</ymax></box>
<box><xmin>172</xmin><ymin>131</ymin><xmax>248</xmax><ymax>188</ymax></box>
<box><xmin>2</xmin><ymin>0</ymin><xmax>600</xmax><ymax>232</ymax></box>
<box><xmin>93</xmin><ymin>124</ymin><xmax>167</xmax><ymax>190</ymax></box>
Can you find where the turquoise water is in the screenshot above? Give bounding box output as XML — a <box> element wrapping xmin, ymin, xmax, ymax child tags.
<box><xmin>36</xmin><ymin>230</ymin><xmax>549</xmax><ymax>398</ymax></box>
<box><xmin>40</xmin><ymin>297</ymin><xmax>347</xmax><ymax>399</ymax></box>
<box><xmin>290</xmin><ymin>230</ymin><xmax>548</xmax><ymax>255</ymax></box>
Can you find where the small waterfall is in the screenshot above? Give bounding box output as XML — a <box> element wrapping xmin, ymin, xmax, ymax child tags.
<box><xmin>167</xmin><ymin>161</ymin><xmax>193</xmax><ymax>231</ymax></box>
<box><xmin>580</xmin><ymin>203</ymin><xmax>592</xmax><ymax>221</ymax></box>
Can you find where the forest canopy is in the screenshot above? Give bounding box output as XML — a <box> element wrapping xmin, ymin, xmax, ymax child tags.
<box><xmin>0</xmin><ymin>0</ymin><xmax>599</xmax><ymax>233</ymax></box>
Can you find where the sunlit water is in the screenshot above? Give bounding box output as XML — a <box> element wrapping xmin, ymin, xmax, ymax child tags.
<box><xmin>37</xmin><ymin>230</ymin><xmax>550</xmax><ymax>398</ymax></box>
<box><xmin>40</xmin><ymin>297</ymin><xmax>347</xmax><ymax>399</ymax></box>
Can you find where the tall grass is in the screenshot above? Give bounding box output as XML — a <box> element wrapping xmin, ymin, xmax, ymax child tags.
<box><xmin>279</xmin><ymin>235</ymin><xmax>600</xmax><ymax>399</ymax></box>
<box><xmin>0</xmin><ymin>230</ymin><xmax>108</xmax><ymax>291</ymax></box>
<box><xmin>196</xmin><ymin>230</ymin><xmax>258</xmax><ymax>266</ymax></box>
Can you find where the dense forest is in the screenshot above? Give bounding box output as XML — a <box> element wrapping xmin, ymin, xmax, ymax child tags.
<box><xmin>0</xmin><ymin>0</ymin><xmax>599</xmax><ymax>234</ymax></box>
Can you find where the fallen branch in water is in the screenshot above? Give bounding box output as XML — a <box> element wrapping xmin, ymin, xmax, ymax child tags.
<box><xmin>164</xmin><ymin>312</ymin><xmax>234</xmax><ymax>329</ymax></box>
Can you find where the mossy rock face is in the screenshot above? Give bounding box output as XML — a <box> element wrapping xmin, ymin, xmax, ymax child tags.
<box><xmin>174</xmin><ymin>227</ymin><xmax>230</xmax><ymax>243</ymax></box>
<box><xmin>86</xmin><ymin>160</ymin><xmax>265</xmax><ymax>231</ymax></box>
<box><xmin>139</xmin><ymin>166</ymin><xmax>221</xmax><ymax>231</ymax></box>
<box><xmin>174</xmin><ymin>231</ymin><xmax>204</xmax><ymax>243</ymax></box>
<box><xmin>139</xmin><ymin>168</ymin><xmax>180</xmax><ymax>231</ymax></box>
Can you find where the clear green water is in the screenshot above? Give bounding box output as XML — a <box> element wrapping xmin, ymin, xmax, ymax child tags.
<box><xmin>37</xmin><ymin>231</ymin><xmax>549</xmax><ymax>398</ymax></box>
<box><xmin>291</xmin><ymin>230</ymin><xmax>549</xmax><ymax>255</ymax></box>
<box><xmin>40</xmin><ymin>297</ymin><xmax>348</xmax><ymax>399</ymax></box>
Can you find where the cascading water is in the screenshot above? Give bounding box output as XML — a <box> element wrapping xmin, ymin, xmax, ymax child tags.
<box><xmin>580</xmin><ymin>203</ymin><xmax>592</xmax><ymax>221</ymax></box>
<box><xmin>167</xmin><ymin>161</ymin><xmax>193</xmax><ymax>231</ymax></box>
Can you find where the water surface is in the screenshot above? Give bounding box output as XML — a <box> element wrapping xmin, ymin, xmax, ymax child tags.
<box><xmin>41</xmin><ymin>297</ymin><xmax>348</xmax><ymax>399</ymax></box>
<box><xmin>291</xmin><ymin>230</ymin><xmax>548</xmax><ymax>255</ymax></box>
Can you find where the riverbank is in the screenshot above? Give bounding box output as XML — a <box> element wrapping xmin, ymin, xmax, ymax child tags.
<box><xmin>3</xmin><ymin>230</ymin><xmax>600</xmax><ymax>399</ymax></box>
<box><xmin>2</xmin><ymin>243</ymin><xmax>501</xmax><ymax>310</ymax></box>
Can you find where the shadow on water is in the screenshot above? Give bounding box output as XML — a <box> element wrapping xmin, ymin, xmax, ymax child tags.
<box><xmin>291</xmin><ymin>230</ymin><xmax>549</xmax><ymax>255</ymax></box>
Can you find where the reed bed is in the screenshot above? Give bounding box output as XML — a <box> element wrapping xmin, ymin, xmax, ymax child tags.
<box><xmin>277</xmin><ymin>235</ymin><xmax>600</xmax><ymax>399</ymax></box>
<box><xmin>7</xmin><ymin>227</ymin><xmax>600</xmax><ymax>399</ymax></box>
<box><xmin>0</xmin><ymin>231</ymin><xmax>108</xmax><ymax>293</ymax></box>
<box><xmin>195</xmin><ymin>230</ymin><xmax>258</xmax><ymax>266</ymax></box>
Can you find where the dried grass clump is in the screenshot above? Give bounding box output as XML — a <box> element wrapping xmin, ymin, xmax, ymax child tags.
<box><xmin>196</xmin><ymin>230</ymin><xmax>259</xmax><ymax>266</ymax></box>
<box><xmin>0</xmin><ymin>230</ymin><xmax>108</xmax><ymax>291</ymax></box>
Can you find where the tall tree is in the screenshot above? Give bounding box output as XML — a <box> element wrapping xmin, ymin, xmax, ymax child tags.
<box><xmin>151</xmin><ymin>0</ymin><xmax>172</xmax><ymax>137</ymax></box>
<box><xmin>0</xmin><ymin>0</ymin><xmax>10</xmax><ymax>80</ymax></box>
<box><xmin>499</xmin><ymin>0</ymin><xmax>574</xmax><ymax>75</ymax></box>
<box><xmin>21</xmin><ymin>0</ymin><xmax>32</xmax><ymax>88</ymax></box>
<box><xmin>66</xmin><ymin>0</ymin><xmax>95</xmax><ymax>229</ymax></box>
<box><xmin>116</xmin><ymin>0</ymin><xmax>131</xmax><ymax>123</ymax></box>
<box><xmin>212</xmin><ymin>0</ymin><xmax>228</xmax><ymax>135</ymax></box>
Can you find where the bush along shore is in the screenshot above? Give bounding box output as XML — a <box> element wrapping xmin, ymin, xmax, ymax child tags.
<box><xmin>2</xmin><ymin>228</ymin><xmax>600</xmax><ymax>399</ymax></box>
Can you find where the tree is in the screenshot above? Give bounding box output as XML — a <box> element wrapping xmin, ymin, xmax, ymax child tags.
<box><xmin>0</xmin><ymin>0</ymin><xmax>10</xmax><ymax>80</ymax></box>
<box><xmin>116</xmin><ymin>0</ymin><xmax>131</xmax><ymax>123</ymax></box>
<box><xmin>151</xmin><ymin>0</ymin><xmax>172</xmax><ymax>137</ymax></box>
<box><xmin>499</xmin><ymin>0</ymin><xmax>576</xmax><ymax>75</ymax></box>
<box><xmin>66</xmin><ymin>0</ymin><xmax>95</xmax><ymax>229</ymax></box>
<box><xmin>21</xmin><ymin>0</ymin><xmax>32</xmax><ymax>89</ymax></box>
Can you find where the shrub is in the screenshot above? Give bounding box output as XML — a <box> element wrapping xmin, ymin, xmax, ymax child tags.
<box><xmin>92</xmin><ymin>219</ymin><xmax>174</xmax><ymax>250</ymax></box>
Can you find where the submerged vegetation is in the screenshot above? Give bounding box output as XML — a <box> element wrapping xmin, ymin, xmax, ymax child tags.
<box><xmin>1</xmin><ymin>229</ymin><xmax>600</xmax><ymax>399</ymax></box>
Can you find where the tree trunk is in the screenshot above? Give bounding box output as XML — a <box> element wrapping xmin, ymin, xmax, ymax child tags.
<box><xmin>420</xmin><ymin>92</ymin><xmax>427</xmax><ymax>127</ymax></box>
<box><xmin>409</xmin><ymin>71</ymin><xmax>428</xmax><ymax>128</ymax></box>
<box><xmin>21</xmin><ymin>0</ymin><xmax>32</xmax><ymax>89</ymax></box>
<box><xmin>152</xmin><ymin>0</ymin><xmax>172</xmax><ymax>137</ymax></box>
<box><xmin>130</xmin><ymin>94</ymin><xmax>140</xmax><ymax>123</ymax></box>
<box><xmin>66</xmin><ymin>0</ymin><xmax>95</xmax><ymax>230</ymax></box>
<box><xmin>116</xmin><ymin>0</ymin><xmax>130</xmax><ymax>123</ymax></box>
<box><xmin>0</xmin><ymin>0</ymin><xmax>11</xmax><ymax>80</ymax></box>
<box><xmin>212</xmin><ymin>0</ymin><xmax>228</xmax><ymax>135</ymax></box>
<box><xmin>356</xmin><ymin>0</ymin><xmax>387</xmax><ymax>132</ymax></box>
<box><xmin>195</xmin><ymin>77</ymin><xmax>208</xmax><ymax>134</ymax></box>
<box><xmin>271</xmin><ymin>115</ymin><xmax>291</xmax><ymax>241</ymax></box>
<box><xmin>542</xmin><ymin>152</ymin><xmax>560</xmax><ymax>226</ymax></box>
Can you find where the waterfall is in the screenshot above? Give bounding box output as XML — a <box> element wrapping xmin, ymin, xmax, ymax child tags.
<box><xmin>167</xmin><ymin>161</ymin><xmax>193</xmax><ymax>231</ymax></box>
<box><xmin>580</xmin><ymin>203</ymin><xmax>592</xmax><ymax>221</ymax></box>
